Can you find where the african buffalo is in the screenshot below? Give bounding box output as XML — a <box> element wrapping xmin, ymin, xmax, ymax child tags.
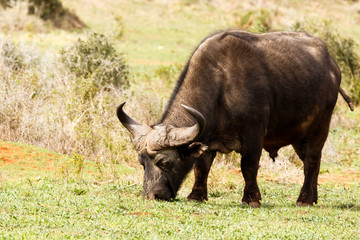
<box><xmin>117</xmin><ymin>30</ymin><xmax>354</xmax><ymax>207</ymax></box>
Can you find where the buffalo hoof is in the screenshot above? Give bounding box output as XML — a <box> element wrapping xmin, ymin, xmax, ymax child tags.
<box><xmin>242</xmin><ymin>201</ymin><xmax>261</xmax><ymax>208</ymax></box>
<box><xmin>187</xmin><ymin>190</ymin><xmax>207</xmax><ymax>202</ymax></box>
<box><xmin>296</xmin><ymin>202</ymin><xmax>313</xmax><ymax>207</ymax></box>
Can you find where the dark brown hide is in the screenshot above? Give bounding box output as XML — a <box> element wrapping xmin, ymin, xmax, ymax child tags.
<box><xmin>118</xmin><ymin>30</ymin><xmax>353</xmax><ymax>206</ymax></box>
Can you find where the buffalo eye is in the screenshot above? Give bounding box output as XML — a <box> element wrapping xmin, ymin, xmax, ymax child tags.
<box><xmin>156</xmin><ymin>159</ymin><xmax>171</xmax><ymax>171</ymax></box>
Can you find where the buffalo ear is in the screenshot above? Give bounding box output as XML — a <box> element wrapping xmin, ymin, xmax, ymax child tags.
<box><xmin>187</xmin><ymin>142</ymin><xmax>208</xmax><ymax>158</ymax></box>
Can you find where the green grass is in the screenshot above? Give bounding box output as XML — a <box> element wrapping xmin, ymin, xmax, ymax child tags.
<box><xmin>1</xmin><ymin>140</ymin><xmax>360</xmax><ymax>239</ymax></box>
<box><xmin>1</xmin><ymin>175</ymin><xmax>359</xmax><ymax>239</ymax></box>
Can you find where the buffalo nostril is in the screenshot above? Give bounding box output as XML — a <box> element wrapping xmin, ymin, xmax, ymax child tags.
<box><xmin>154</xmin><ymin>194</ymin><xmax>162</xmax><ymax>200</ymax></box>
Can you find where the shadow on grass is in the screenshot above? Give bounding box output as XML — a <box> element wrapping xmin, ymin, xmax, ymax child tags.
<box><xmin>322</xmin><ymin>203</ymin><xmax>360</xmax><ymax>211</ymax></box>
<box><xmin>172</xmin><ymin>197</ymin><xmax>360</xmax><ymax>211</ymax></box>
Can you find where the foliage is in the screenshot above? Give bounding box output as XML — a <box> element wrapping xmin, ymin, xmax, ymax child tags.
<box><xmin>0</xmin><ymin>1</ymin><xmax>48</xmax><ymax>33</ymax></box>
<box><xmin>28</xmin><ymin>0</ymin><xmax>64</xmax><ymax>21</ymax></box>
<box><xmin>27</xmin><ymin>0</ymin><xmax>86</xmax><ymax>29</ymax></box>
<box><xmin>232</xmin><ymin>9</ymin><xmax>272</xmax><ymax>33</ymax></box>
<box><xmin>154</xmin><ymin>63</ymin><xmax>182</xmax><ymax>88</ymax></box>
<box><xmin>1</xmin><ymin>39</ymin><xmax>26</xmax><ymax>71</ymax></box>
<box><xmin>0</xmin><ymin>36</ymin><xmax>40</xmax><ymax>71</ymax></box>
<box><xmin>113</xmin><ymin>14</ymin><xmax>125</xmax><ymax>39</ymax></box>
<box><xmin>0</xmin><ymin>35</ymin><xmax>133</xmax><ymax>164</ymax></box>
<box><xmin>0</xmin><ymin>0</ymin><xmax>85</xmax><ymax>29</ymax></box>
<box><xmin>0</xmin><ymin>37</ymin><xmax>42</xmax><ymax>139</ymax></box>
<box><xmin>60</xmin><ymin>32</ymin><xmax>129</xmax><ymax>91</ymax></box>
<box><xmin>292</xmin><ymin>20</ymin><xmax>360</xmax><ymax>104</ymax></box>
<box><xmin>0</xmin><ymin>0</ymin><xmax>10</xmax><ymax>8</ymax></box>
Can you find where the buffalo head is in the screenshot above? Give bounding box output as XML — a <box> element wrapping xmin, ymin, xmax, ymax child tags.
<box><xmin>117</xmin><ymin>102</ymin><xmax>207</xmax><ymax>200</ymax></box>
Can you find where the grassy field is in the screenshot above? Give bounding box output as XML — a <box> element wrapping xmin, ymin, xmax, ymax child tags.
<box><xmin>0</xmin><ymin>141</ymin><xmax>359</xmax><ymax>239</ymax></box>
<box><xmin>1</xmin><ymin>0</ymin><xmax>360</xmax><ymax>239</ymax></box>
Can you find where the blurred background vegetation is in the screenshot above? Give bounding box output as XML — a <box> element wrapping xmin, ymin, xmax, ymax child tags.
<box><xmin>0</xmin><ymin>0</ymin><xmax>359</xmax><ymax>170</ymax></box>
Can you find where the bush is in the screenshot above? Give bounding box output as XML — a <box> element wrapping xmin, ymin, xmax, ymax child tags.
<box><xmin>60</xmin><ymin>33</ymin><xmax>129</xmax><ymax>92</ymax></box>
<box><xmin>1</xmin><ymin>0</ymin><xmax>85</xmax><ymax>30</ymax></box>
<box><xmin>0</xmin><ymin>0</ymin><xmax>10</xmax><ymax>8</ymax></box>
<box><xmin>1</xmin><ymin>39</ymin><xmax>26</xmax><ymax>71</ymax></box>
<box><xmin>0</xmin><ymin>35</ymin><xmax>134</xmax><ymax>168</ymax></box>
<box><xmin>0</xmin><ymin>36</ymin><xmax>40</xmax><ymax>71</ymax></box>
<box><xmin>155</xmin><ymin>63</ymin><xmax>182</xmax><ymax>88</ymax></box>
<box><xmin>27</xmin><ymin>0</ymin><xmax>85</xmax><ymax>29</ymax></box>
<box><xmin>0</xmin><ymin>1</ymin><xmax>48</xmax><ymax>33</ymax></box>
<box><xmin>292</xmin><ymin>20</ymin><xmax>360</xmax><ymax>104</ymax></box>
<box><xmin>0</xmin><ymin>37</ymin><xmax>44</xmax><ymax>142</ymax></box>
<box><xmin>232</xmin><ymin>9</ymin><xmax>272</xmax><ymax>33</ymax></box>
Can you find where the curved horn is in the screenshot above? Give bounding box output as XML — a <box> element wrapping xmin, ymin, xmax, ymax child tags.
<box><xmin>116</xmin><ymin>102</ymin><xmax>151</xmax><ymax>137</ymax></box>
<box><xmin>148</xmin><ymin>105</ymin><xmax>206</xmax><ymax>150</ymax></box>
<box><xmin>180</xmin><ymin>104</ymin><xmax>206</xmax><ymax>140</ymax></box>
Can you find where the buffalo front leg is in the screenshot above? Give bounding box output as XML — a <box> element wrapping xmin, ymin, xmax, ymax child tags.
<box><xmin>240</xmin><ymin>136</ymin><xmax>263</xmax><ymax>208</ymax></box>
<box><xmin>187</xmin><ymin>151</ymin><xmax>216</xmax><ymax>202</ymax></box>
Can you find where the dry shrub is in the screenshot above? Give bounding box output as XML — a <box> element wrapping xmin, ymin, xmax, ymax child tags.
<box><xmin>0</xmin><ymin>35</ymin><xmax>134</xmax><ymax>165</ymax></box>
<box><xmin>0</xmin><ymin>1</ymin><xmax>48</xmax><ymax>32</ymax></box>
<box><xmin>28</xmin><ymin>0</ymin><xmax>86</xmax><ymax>30</ymax></box>
<box><xmin>1</xmin><ymin>0</ymin><xmax>85</xmax><ymax>30</ymax></box>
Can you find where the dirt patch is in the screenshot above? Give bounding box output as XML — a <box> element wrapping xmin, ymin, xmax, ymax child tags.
<box><xmin>318</xmin><ymin>170</ymin><xmax>360</xmax><ymax>185</ymax></box>
<box><xmin>231</xmin><ymin>166</ymin><xmax>360</xmax><ymax>185</ymax></box>
<box><xmin>0</xmin><ymin>141</ymin><xmax>59</xmax><ymax>171</ymax></box>
<box><xmin>1</xmin><ymin>141</ymin><xmax>359</xmax><ymax>185</ymax></box>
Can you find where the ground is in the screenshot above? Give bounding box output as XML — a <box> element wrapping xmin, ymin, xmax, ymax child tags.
<box><xmin>1</xmin><ymin>141</ymin><xmax>360</xmax><ymax>239</ymax></box>
<box><xmin>1</xmin><ymin>140</ymin><xmax>359</xmax><ymax>188</ymax></box>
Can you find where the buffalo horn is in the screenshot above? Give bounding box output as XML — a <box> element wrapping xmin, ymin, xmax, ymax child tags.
<box><xmin>149</xmin><ymin>105</ymin><xmax>206</xmax><ymax>150</ymax></box>
<box><xmin>116</xmin><ymin>102</ymin><xmax>149</xmax><ymax>138</ymax></box>
<box><xmin>180</xmin><ymin>104</ymin><xmax>206</xmax><ymax>140</ymax></box>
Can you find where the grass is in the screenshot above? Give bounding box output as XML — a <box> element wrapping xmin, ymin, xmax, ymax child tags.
<box><xmin>1</xmin><ymin>0</ymin><xmax>360</xmax><ymax>238</ymax></box>
<box><xmin>0</xmin><ymin>140</ymin><xmax>359</xmax><ymax>239</ymax></box>
<box><xmin>0</xmin><ymin>175</ymin><xmax>359</xmax><ymax>239</ymax></box>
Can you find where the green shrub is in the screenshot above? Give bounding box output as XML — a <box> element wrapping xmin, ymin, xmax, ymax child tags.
<box><xmin>0</xmin><ymin>37</ymin><xmax>40</xmax><ymax>71</ymax></box>
<box><xmin>60</xmin><ymin>33</ymin><xmax>129</xmax><ymax>91</ymax></box>
<box><xmin>155</xmin><ymin>63</ymin><xmax>182</xmax><ymax>88</ymax></box>
<box><xmin>113</xmin><ymin>14</ymin><xmax>125</xmax><ymax>40</ymax></box>
<box><xmin>1</xmin><ymin>0</ymin><xmax>85</xmax><ymax>30</ymax></box>
<box><xmin>0</xmin><ymin>0</ymin><xmax>10</xmax><ymax>8</ymax></box>
<box><xmin>292</xmin><ymin>20</ymin><xmax>360</xmax><ymax>104</ymax></box>
<box><xmin>27</xmin><ymin>0</ymin><xmax>85</xmax><ymax>29</ymax></box>
<box><xmin>1</xmin><ymin>39</ymin><xmax>25</xmax><ymax>71</ymax></box>
<box><xmin>28</xmin><ymin>0</ymin><xmax>63</xmax><ymax>21</ymax></box>
<box><xmin>233</xmin><ymin>9</ymin><xmax>272</xmax><ymax>33</ymax></box>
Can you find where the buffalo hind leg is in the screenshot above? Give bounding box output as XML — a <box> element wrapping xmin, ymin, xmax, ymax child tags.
<box><xmin>240</xmin><ymin>132</ymin><xmax>263</xmax><ymax>208</ymax></box>
<box><xmin>187</xmin><ymin>151</ymin><xmax>216</xmax><ymax>202</ymax></box>
<box><xmin>294</xmin><ymin>127</ymin><xmax>329</xmax><ymax>206</ymax></box>
<box><xmin>296</xmin><ymin>151</ymin><xmax>321</xmax><ymax>206</ymax></box>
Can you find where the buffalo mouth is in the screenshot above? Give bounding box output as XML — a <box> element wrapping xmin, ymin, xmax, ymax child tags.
<box><xmin>152</xmin><ymin>181</ymin><xmax>176</xmax><ymax>201</ymax></box>
<box><xmin>148</xmin><ymin>177</ymin><xmax>176</xmax><ymax>201</ymax></box>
